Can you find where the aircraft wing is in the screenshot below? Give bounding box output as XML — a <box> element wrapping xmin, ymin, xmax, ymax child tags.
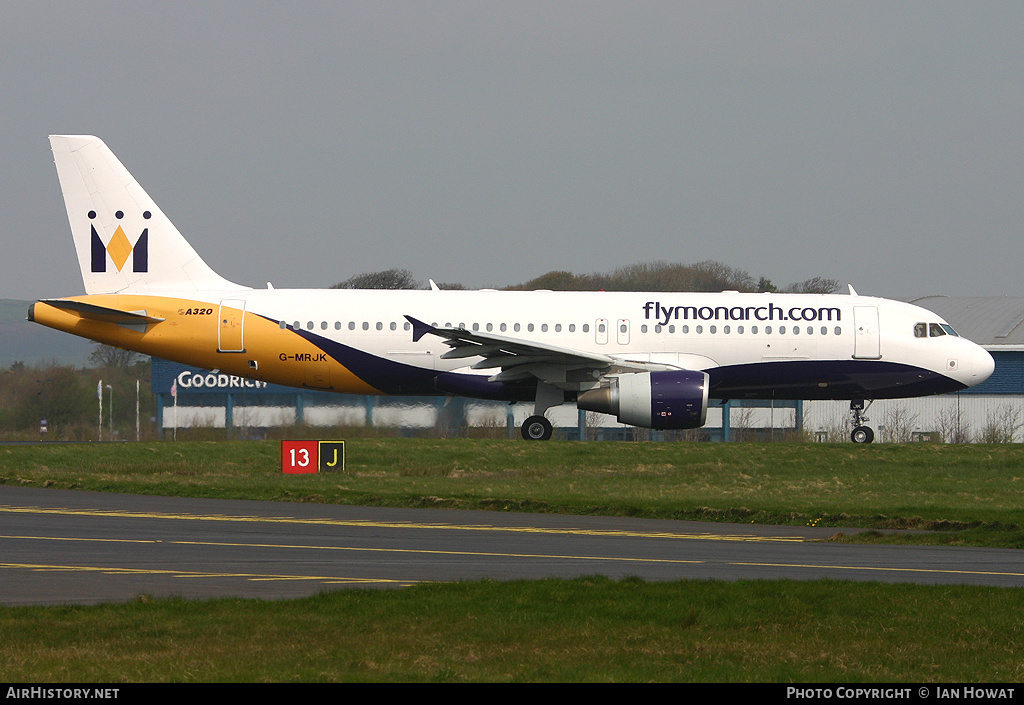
<box><xmin>404</xmin><ymin>315</ymin><xmax>666</xmax><ymax>387</ymax></box>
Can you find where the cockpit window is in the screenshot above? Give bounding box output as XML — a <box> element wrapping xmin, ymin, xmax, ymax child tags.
<box><xmin>915</xmin><ymin>322</ymin><xmax>960</xmax><ymax>338</ymax></box>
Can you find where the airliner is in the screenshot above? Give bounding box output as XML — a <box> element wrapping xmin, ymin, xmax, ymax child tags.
<box><xmin>29</xmin><ymin>135</ymin><xmax>995</xmax><ymax>442</ymax></box>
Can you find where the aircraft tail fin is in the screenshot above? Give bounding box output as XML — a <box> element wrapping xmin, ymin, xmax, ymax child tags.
<box><xmin>49</xmin><ymin>135</ymin><xmax>245</xmax><ymax>295</ymax></box>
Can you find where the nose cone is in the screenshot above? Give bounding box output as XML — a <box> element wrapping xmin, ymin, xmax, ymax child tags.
<box><xmin>973</xmin><ymin>346</ymin><xmax>995</xmax><ymax>386</ymax></box>
<box><xmin>946</xmin><ymin>340</ymin><xmax>994</xmax><ymax>390</ymax></box>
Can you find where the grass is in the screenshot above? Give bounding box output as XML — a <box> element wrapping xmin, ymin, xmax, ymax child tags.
<box><xmin>2</xmin><ymin>577</ymin><xmax>1023</xmax><ymax>682</ymax></box>
<box><xmin>2</xmin><ymin>438</ymin><xmax>1023</xmax><ymax>544</ymax></box>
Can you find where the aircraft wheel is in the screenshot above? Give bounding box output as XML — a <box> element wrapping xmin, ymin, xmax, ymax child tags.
<box><xmin>521</xmin><ymin>415</ymin><xmax>553</xmax><ymax>441</ymax></box>
<box><xmin>851</xmin><ymin>426</ymin><xmax>874</xmax><ymax>444</ymax></box>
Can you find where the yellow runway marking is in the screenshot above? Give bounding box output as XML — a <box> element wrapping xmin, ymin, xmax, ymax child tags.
<box><xmin>0</xmin><ymin>534</ymin><xmax>704</xmax><ymax>565</ymax></box>
<box><xmin>0</xmin><ymin>504</ymin><xmax>804</xmax><ymax>543</ymax></box>
<box><xmin>0</xmin><ymin>534</ymin><xmax>158</xmax><ymax>544</ymax></box>
<box><xmin>168</xmin><ymin>539</ymin><xmax>706</xmax><ymax>564</ymax></box>
<box><xmin>735</xmin><ymin>561</ymin><xmax>1024</xmax><ymax>579</ymax></box>
<box><xmin>0</xmin><ymin>562</ymin><xmax>415</xmax><ymax>586</ymax></box>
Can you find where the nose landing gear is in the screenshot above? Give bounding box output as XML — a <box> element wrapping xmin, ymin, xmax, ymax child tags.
<box><xmin>850</xmin><ymin>399</ymin><xmax>875</xmax><ymax>443</ymax></box>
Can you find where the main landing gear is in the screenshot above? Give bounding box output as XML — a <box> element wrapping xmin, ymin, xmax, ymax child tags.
<box><xmin>850</xmin><ymin>399</ymin><xmax>875</xmax><ymax>444</ymax></box>
<box><xmin>521</xmin><ymin>415</ymin><xmax>553</xmax><ymax>441</ymax></box>
<box><xmin>520</xmin><ymin>382</ymin><xmax>562</xmax><ymax>441</ymax></box>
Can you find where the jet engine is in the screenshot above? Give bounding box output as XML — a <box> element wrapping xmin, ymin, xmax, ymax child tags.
<box><xmin>577</xmin><ymin>370</ymin><xmax>709</xmax><ymax>430</ymax></box>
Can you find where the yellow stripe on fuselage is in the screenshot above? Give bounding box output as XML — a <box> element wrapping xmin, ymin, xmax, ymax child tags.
<box><xmin>31</xmin><ymin>295</ymin><xmax>382</xmax><ymax>395</ymax></box>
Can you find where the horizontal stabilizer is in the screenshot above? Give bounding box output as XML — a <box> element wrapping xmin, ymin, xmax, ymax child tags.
<box><xmin>34</xmin><ymin>299</ymin><xmax>165</xmax><ymax>324</ymax></box>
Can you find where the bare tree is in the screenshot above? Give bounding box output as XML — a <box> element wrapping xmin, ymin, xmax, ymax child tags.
<box><xmin>89</xmin><ymin>344</ymin><xmax>141</xmax><ymax>369</ymax></box>
<box><xmin>784</xmin><ymin>277</ymin><xmax>841</xmax><ymax>294</ymax></box>
<box><xmin>935</xmin><ymin>401</ymin><xmax>970</xmax><ymax>444</ymax></box>
<box><xmin>332</xmin><ymin>269</ymin><xmax>419</xmax><ymax>290</ymax></box>
<box><xmin>976</xmin><ymin>405</ymin><xmax>1024</xmax><ymax>443</ymax></box>
<box><xmin>880</xmin><ymin>403</ymin><xmax>919</xmax><ymax>443</ymax></box>
<box><xmin>730</xmin><ymin>406</ymin><xmax>756</xmax><ymax>442</ymax></box>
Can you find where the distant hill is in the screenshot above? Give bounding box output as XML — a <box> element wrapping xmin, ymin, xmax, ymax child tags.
<box><xmin>0</xmin><ymin>299</ymin><xmax>93</xmax><ymax>367</ymax></box>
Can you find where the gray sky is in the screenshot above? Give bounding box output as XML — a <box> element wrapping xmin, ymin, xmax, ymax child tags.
<box><xmin>2</xmin><ymin>1</ymin><xmax>1022</xmax><ymax>301</ymax></box>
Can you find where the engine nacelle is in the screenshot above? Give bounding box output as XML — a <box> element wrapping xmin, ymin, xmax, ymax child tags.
<box><xmin>577</xmin><ymin>370</ymin><xmax>709</xmax><ymax>430</ymax></box>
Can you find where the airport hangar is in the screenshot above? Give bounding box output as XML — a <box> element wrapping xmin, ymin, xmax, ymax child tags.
<box><xmin>151</xmin><ymin>296</ymin><xmax>1024</xmax><ymax>443</ymax></box>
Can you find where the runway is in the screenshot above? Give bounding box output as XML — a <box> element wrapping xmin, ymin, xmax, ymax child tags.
<box><xmin>1</xmin><ymin>485</ymin><xmax>1022</xmax><ymax>605</ymax></box>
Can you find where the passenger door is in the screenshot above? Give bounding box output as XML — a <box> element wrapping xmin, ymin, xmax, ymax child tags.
<box><xmin>853</xmin><ymin>306</ymin><xmax>881</xmax><ymax>359</ymax></box>
<box><xmin>218</xmin><ymin>299</ymin><xmax>246</xmax><ymax>353</ymax></box>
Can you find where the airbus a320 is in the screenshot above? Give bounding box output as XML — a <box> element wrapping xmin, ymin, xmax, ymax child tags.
<box><xmin>30</xmin><ymin>136</ymin><xmax>995</xmax><ymax>442</ymax></box>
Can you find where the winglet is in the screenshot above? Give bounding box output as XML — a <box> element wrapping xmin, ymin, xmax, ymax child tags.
<box><xmin>404</xmin><ymin>315</ymin><xmax>435</xmax><ymax>343</ymax></box>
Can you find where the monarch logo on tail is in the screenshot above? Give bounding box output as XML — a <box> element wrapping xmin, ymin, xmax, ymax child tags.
<box><xmin>89</xmin><ymin>209</ymin><xmax>149</xmax><ymax>273</ymax></box>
